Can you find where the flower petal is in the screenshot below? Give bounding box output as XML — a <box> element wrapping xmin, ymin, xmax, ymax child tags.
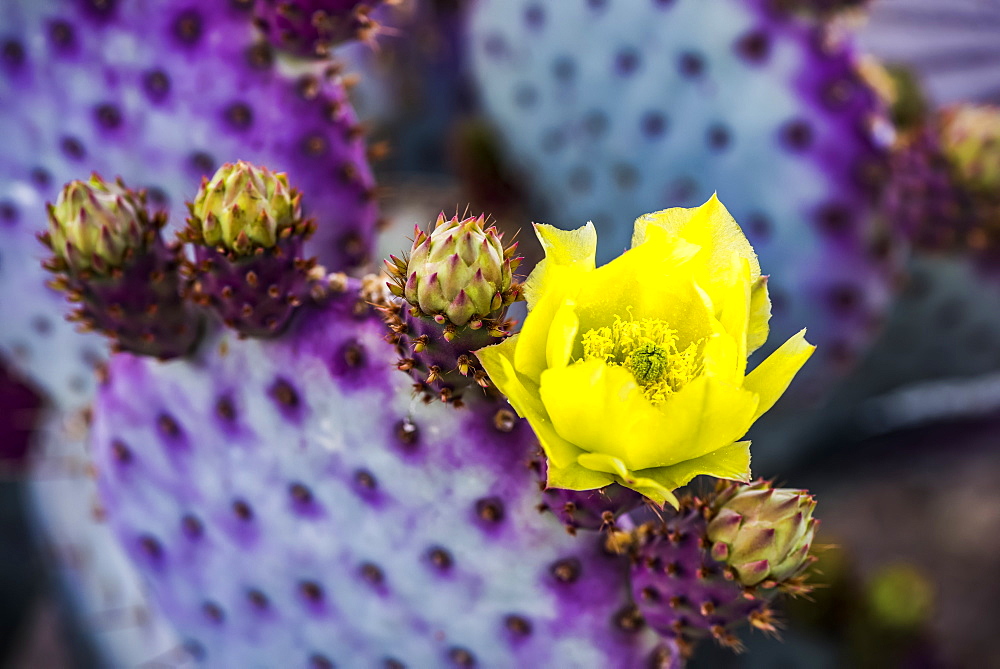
<box><xmin>742</xmin><ymin>328</ymin><xmax>815</xmax><ymax>420</ymax></box>
<box><xmin>629</xmin><ymin>374</ymin><xmax>759</xmax><ymax>470</ymax></box>
<box><xmin>545</xmin><ymin>300</ymin><xmax>579</xmax><ymax>370</ymax></box>
<box><xmin>573</xmin><ymin>232</ymin><xmax>712</xmax><ymax>348</ymax></box>
<box><xmin>575</xmin><ymin>452</ymin><xmax>680</xmax><ymax>508</ymax></box>
<box><xmin>514</xmin><ymin>264</ymin><xmax>584</xmax><ymax>381</ymax></box>
<box><xmin>538</xmin><ymin>359</ymin><xmax>647</xmax><ymax>467</ymax></box>
<box><xmin>700</xmin><ymin>332</ymin><xmax>741</xmax><ymax>385</ymax></box>
<box><xmin>711</xmin><ymin>254</ymin><xmax>753</xmax><ymax>377</ymax></box>
<box><xmin>632</xmin><ymin>440</ymin><xmax>753</xmax><ymax>498</ymax></box>
<box><xmin>540</xmin><ymin>358</ymin><xmax>758</xmax><ymax>472</ymax></box>
<box><xmin>632</xmin><ymin>193</ymin><xmax>761</xmax><ymax>287</ymax></box>
<box><xmin>523</xmin><ymin>222</ymin><xmax>597</xmax><ymax>309</ymax></box>
<box><xmin>747</xmin><ymin>275</ymin><xmax>771</xmax><ymax>355</ymax></box>
<box><xmin>577</xmin><ymin>441</ymin><xmax>753</xmax><ymax>510</ymax></box>
<box><xmin>546</xmin><ymin>457</ymin><xmax>616</xmax><ymax>491</ymax></box>
<box><xmin>475</xmin><ymin>336</ymin><xmax>583</xmax><ymax>469</ymax></box>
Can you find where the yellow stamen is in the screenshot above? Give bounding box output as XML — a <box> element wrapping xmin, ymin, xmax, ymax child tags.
<box><xmin>581</xmin><ymin>317</ymin><xmax>703</xmax><ymax>403</ymax></box>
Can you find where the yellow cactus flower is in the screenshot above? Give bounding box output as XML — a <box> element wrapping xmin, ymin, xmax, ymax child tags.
<box><xmin>475</xmin><ymin>195</ymin><xmax>814</xmax><ymax>508</ymax></box>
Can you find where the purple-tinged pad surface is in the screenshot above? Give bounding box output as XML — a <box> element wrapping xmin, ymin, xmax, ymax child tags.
<box><xmin>188</xmin><ymin>240</ymin><xmax>316</xmax><ymax>338</ymax></box>
<box><xmin>90</xmin><ymin>288</ymin><xmax>664</xmax><ymax>666</ymax></box>
<box><xmin>27</xmin><ymin>408</ymin><xmax>191</xmax><ymax>667</ymax></box>
<box><xmin>58</xmin><ymin>237</ymin><xmax>202</xmax><ymax>360</ymax></box>
<box><xmin>631</xmin><ymin>508</ymin><xmax>767</xmax><ymax>646</ymax></box>
<box><xmin>469</xmin><ymin>0</ymin><xmax>898</xmax><ymax>405</ymax></box>
<box><xmin>858</xmin><ymin>0</ymin><xmax>1000</xmax><ymax>106</ymax></box>
<box><xmin>253</xmin><ymin>0</ymin><xmax>387</xmax><ymax>57</ymax></box>
<box><xmin>0</xmin><ymin>0</ymin><xmax>377</xmax><ymax>407</ymax></box>
<box><xmin>535</xmin><ymin>460</ymin><xmax>646</xmax><ymax>534</ymax></box>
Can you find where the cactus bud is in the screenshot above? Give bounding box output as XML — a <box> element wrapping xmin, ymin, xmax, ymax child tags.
<box><xmin>41</xmin><ymin>175</ymin><xmax>200</xmax><ymax>359</ymax></box>
<box><xmin>389</xmin><ymin>213</ymin><xmax>519</xmax><ymax>328</ymax></box>
<box><xmin>187</xmin><ymin>161</ymin><xmax>309</xmax><ymax>254</ymax></box>
<box><xmin>380</xmin><ymin>213</ymin><xmax>522</xmax><ymax>404</ymax></box>
<box><xmin>45</xmin><ymin>174</ymin><xmax>151</xmax><ymax>275</ymax></box>
<box><xmin>707</xmin><ymin>481</ymin><xmax>818</xmax><ymax>587</ymax></box>
<box><xmin>939</xmin><ymin>104</ymin><xmax>1000</xmax><ymax>193</ymax></box>
<box><xmin>181</xmin><ymin>162</ymin><xmax>318</xmax><ymax>338</ymax></box>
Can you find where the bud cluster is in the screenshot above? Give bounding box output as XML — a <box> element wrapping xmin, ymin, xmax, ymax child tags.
<box><xmin>40</xmin><ymin>175</ymin><xmax>198</xmax><ymax>359</ymax></box>
<box><xmin>41</xmin><ymin>161</ymin><xmax>327</xmax><ymax>356</ymax></box>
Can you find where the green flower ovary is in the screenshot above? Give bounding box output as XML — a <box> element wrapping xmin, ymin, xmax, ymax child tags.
<box><xmin>581</xmin><ymin>317</ymin><xmax>702</xmax><ymax>403</ymax></box>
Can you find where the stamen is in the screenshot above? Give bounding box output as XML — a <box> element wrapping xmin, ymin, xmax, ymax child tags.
<box><xmin>581</xmin><ymin>317</ymin><xmax>703</xmax><ymax>403</ymax></box>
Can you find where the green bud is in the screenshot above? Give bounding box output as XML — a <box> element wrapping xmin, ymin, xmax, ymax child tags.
<box><xmin>940</xmin><ymin>104</ymin><xmax>1000</xmax><ymax>192</ymax></box>
<box><xmin>188</xmin><ymin>161</ymin><xmax>303</xmax><ymax>253</ymax></box>
<box><xmin>707</xmin><ymin>481</ymin><xmax>818</xmax><ymax>587</ymax></box>
<box><xmin>45</xmin><ymin>174</ymin><xmax>149</xmax><ymax>274</ymax></box>
<box><xmin>391</xmin><ymin>213</ymin><xmax>520</xmax><ymax>327</ymax></box>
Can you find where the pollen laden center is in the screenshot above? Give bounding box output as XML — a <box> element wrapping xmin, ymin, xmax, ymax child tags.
<box><xmin>580</xmin><ymin>317</ymin><xmax>704</xmax><ymax>404</ymax></box>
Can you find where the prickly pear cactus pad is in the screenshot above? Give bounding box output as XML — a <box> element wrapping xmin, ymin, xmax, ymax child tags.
<box><xmin>89</xmin><ymin>282</ymin><xmax>664</xmax><ymax>667</ymax></box>
<box><xmin>0</xmin><ymin>0</ymin><xmax>377</xmax><ymax>405</ymax></box>
<box><xmin>468</xmin><ymin>0</ymin><xmax>895</xmax><ymax>401</ymax></box>
<box><xmin>28</xmin><ymin>408</ymin><xmax>189</xmax><ymax>666</ymax></box>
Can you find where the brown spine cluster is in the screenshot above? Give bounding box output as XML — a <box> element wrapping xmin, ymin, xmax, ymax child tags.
<box><xmin>379</xmin><ymin>298</ymin><xmax>515</xmax><ymax>405</ymax></box>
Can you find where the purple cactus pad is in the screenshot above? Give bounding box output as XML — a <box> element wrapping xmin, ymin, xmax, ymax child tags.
<box><xmin>0</xmin><ymin>0</ymin><xmax>377</xmax><ymax>401</ymax></box>
<box><xmin>187</xmin><ymin>239</ymin><xmax>318</xmax><ymax>338</ymax></box>
<box><xmin>89</xmin><ymin>280</ymin><xmax>668</xmax><ymax>666</ymax></box>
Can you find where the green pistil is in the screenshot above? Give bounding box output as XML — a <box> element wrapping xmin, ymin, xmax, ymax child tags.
<box><xmin>628</xmin><ymin>342</ymin><xmax>670</xmax><ymax>385</ymax></box>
